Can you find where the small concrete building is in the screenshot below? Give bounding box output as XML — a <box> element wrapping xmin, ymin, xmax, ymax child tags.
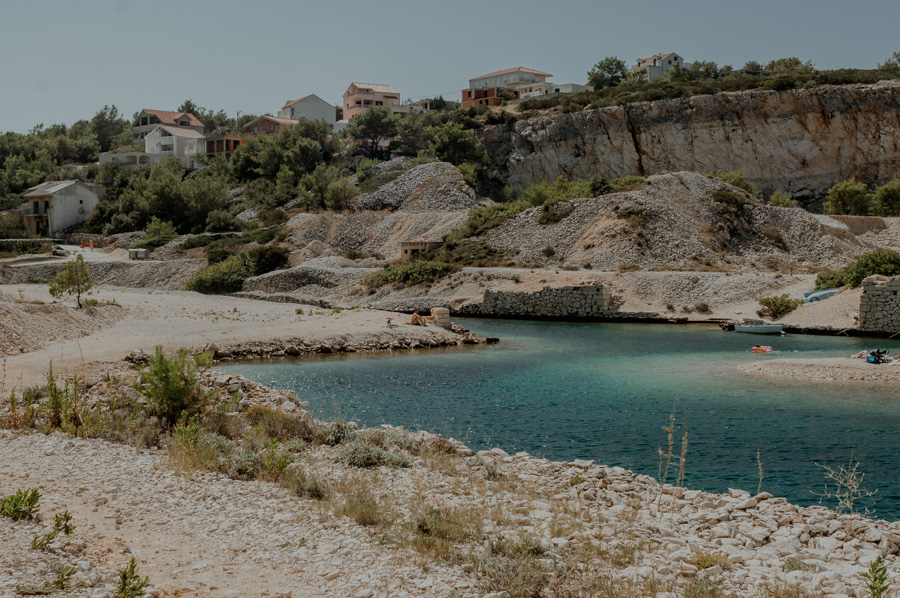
<box><xmin>400</xmin><ymin>240</ymin><xmax>442</xmax><ymax>262</ymax></box>
<box><xmin>23</xmin><ymin>180</ymin><xmax>105</xmax><ymax>237</ymax></box>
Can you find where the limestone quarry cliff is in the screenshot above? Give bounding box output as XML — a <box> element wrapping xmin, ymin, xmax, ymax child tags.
<box><xmin>483</xmin><ymin>81</ymin><xmax>900</xmax><ymax>200</ymax></box>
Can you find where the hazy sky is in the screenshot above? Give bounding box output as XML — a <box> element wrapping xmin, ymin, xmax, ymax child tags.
<box><xmin>1</xmin><ymin>0</ymin><xmax>897</xmax><ymax>133</ymax></box>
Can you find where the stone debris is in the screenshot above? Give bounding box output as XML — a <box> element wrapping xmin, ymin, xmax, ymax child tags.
<box><xmin>356</xmin><ymin>162</ymin><xmax>478</xmax><ymax>213</ymax></box>
<box><xmin>0</xmin><ymin>298</ymin><xmax>124</xmax><ymax>357</ymax></box>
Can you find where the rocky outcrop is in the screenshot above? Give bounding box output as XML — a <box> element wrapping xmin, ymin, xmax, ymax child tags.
<box><xmin>481</xmin><ymin>172</ymin><xmax>876</xmax><ymax>271</ymax></box>
<box><xmin>484</xmin><ymin>81</ymin><xmax>900</xmax><ymax>200</ymax></box>
<box><xmin>857</xmin><ymin>275</ymin><xmax>900</xmax><ymax>332</ymax></box>
<box><xmin>356</xmin><ymin>162</ymin><xmax>478</xmax><ymax>212</ymax></box>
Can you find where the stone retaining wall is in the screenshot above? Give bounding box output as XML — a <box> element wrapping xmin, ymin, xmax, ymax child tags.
<box><xmin>458</xmin><ymin>282</ymin><xmax>612</xmax><ymax>317</ymax></box>
<box><xmin>857</xmin><ymin>275</ymin><xmax>900</xmax><ymax>333</ymax></box>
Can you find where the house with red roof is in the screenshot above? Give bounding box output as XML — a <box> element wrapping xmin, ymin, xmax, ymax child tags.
<box><xmin>132</xmin><ymin>109</ymin><xmax>204</xmax><ymax>146</ymax></box>
<box><xmin>277</xmin><ymin>94</ymin><xmax>336</xmax><ymax>124</ymax></box>
<box><xmin>631</xmin><ymin>52</ymin><xmax>690</xmax><ymax>82</ymax></box>
<box><xmin>461</xmin><ymin>67</ymin><xmax>554</xmax><ymax>108</ymax></box>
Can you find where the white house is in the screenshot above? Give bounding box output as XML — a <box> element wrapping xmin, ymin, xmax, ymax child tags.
<box><xmin>23</xmin><ymin>180</ymin><xmax>105</xmax><ymax>237</ymax></box>
<box><xmin>277</xmin><ymin>94</ymin><xmax>336</xmax><ymax>124</ymax></box>
<box><xmin>631</xmin><ymin>52</ymin><xmax>691</xmax><ymax>82</ymax></box>
<box><xmin>143</xmin><ymin>125</ymin><xmax>205</xmax><ymax>169</ymax></box>
<box><xmin>132</xmin><ymin>109</ymin><xmax>204</xmax><ymax>146</ymax></box>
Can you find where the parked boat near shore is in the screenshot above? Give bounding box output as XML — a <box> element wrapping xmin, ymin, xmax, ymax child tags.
<box><xmin>734</xmin><ymin>323</ymin><xmax>784</xmax><ymax>334</ymax></box>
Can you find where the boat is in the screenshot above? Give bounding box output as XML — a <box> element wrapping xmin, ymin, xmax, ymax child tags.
<box><xmin>734</xmin><ymin>324</ymin><xmax>784</xmax><ymax>334</ymax></box>
<box><xmin>749</xmin><ymin>345</ymin><xmax>774</xmax><ymax>353</ymax></box>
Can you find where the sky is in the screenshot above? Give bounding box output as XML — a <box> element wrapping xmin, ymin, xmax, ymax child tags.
<box><xmin>0</xmin><ymin>0</ymin><xmax>898</xmax><ymax>133</ymax></box>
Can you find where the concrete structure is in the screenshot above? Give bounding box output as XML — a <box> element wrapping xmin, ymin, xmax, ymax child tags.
<box><xmin>857</xmin><ymin>275</ymin><xmax>900</xmax><ymax>333</ymax></box>
<box><xmin>143</xmin><ymin>125</ymin><xmax>205</xmax><ymax>169</ymax></box>
<box><xmin>278</xmin><ymin>94</ymin><xmax>336</xmax><ymax>124</ymax></box>
<box><xmin>462</xmin><ymin>67</ymin><xmax>553</xmax><ymax>108</ymax></box>
<box><xmin>242</xmin><ymin>115</ymin><xmax>299</xmax><ymax>136</ymax></box>
<box><xmin>23</xmin><ymin>180</ymin><xmax>105</xmax><ymax>237</ymax></box>
<box><xmin>457</xmin><ymin>283</ymin><xmax>614</xmax><ymax>318</ymax></box>
<box><xmin>132</xmin><ymin>109</ymin><xmax>203</xmax><ymax>146</ymax></box>
<box><xmin>98</xmin><ymin>151</ymin><xmax>168</xmax><ymax>168</ymax></box>
<box><xmin>551</xmin><ymin>83</ymin><xmax>589</xmax><ymax>94</ymax></box>
<box><xmin>430</xmin><ymin>307</ymin><xmax>451</xmax><ymax>329</ymax></box>
<box><xmin>343</xmin><ymin>83</ymin><xmax>409</xmax><ymax>120</ymax></box>
<box><xmin>400</xmin><ymin>240</ymin><xmax>442</xmax><ymax>262</ymax></box>
<box><xmin>205</xmin><ymin>135</ymin><xmax>243</xmax><ymax>160</ymax></box>
<box><xmin>128</xmin><ymin>248</ymin><xmax>150</xmax><ymax>260</ymax></box>
<box><xmin>631</xmin><ymin>52</ymin><xmax>690</xmax><ymax>82</ymax></box>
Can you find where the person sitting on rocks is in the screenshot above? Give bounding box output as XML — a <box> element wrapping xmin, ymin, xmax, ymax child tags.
<box><xmin>407</xmin><ymin>309</ymin><xmax>426</xmax><ymax>326</ymax></box>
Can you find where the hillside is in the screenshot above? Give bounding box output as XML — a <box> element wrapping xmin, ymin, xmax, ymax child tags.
<box><xmin>479</xmin><ymin>172</ymin><xmax>881</xmax><ymax>272</ymax></box>
<box><xmin>483</xmin><ymin>81</ymin><xmax>900</xmax><ymax>201</ymax></box>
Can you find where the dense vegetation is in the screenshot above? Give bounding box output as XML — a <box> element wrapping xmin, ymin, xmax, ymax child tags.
<box><xmin>822</xmin><ymin>178</ymin><xmax>900</xmax><ymax>216</ymax></box>
<box><xmin>521</xmin><ymin>53</ymin><xmax>900</xmax><ymax>114</ymax></box>
<box><xmin>815</xmin><ymin>250</ymin><xmax>900</xmax><ymax>290</ymax></box>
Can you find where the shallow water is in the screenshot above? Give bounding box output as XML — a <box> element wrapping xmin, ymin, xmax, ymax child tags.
<box><xmin>218</xmin><ymin>320</ymin><xmax>900</xmax><ymax>517</ymax></box>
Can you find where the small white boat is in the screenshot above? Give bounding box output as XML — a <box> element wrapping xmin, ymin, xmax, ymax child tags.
<box><xmin>734</xmin><ymin>324</ymin><xmax>784</xmax><ymax>334</ymax></box>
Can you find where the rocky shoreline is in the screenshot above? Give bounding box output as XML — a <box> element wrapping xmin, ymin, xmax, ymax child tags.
<box><xmin>2</xmin><ymin>355</ymin><xmax>900</xmax><ymax>597</ymax></box>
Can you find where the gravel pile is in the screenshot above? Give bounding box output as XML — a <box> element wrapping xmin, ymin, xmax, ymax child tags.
<box><xmin>482</xmin><ymin>172</ymin><xmax>875</xmax><ymax>271</ymax></box>
<box><xmin>0</xmin><ymin>260</ymin><xmax>206</xmax><ymax>292</ymax></box>
<box><xmin>286</xmin><ymin>211</ymin><xmax>468</xmax><ymax>260</ymax></box>
<box><xmin>356</xmin><ymin>162</ymin><xmax>478</xmax><ymax>212</ymax></box>
<box><xmin>241</xmin><ymin>260</ymin><xmax>372</xmax><ymax>295</ymax></box>
<box><xmin>0</xmin><ymin>298</ymin><xmax>124</xmax><ymax>357</ymax></box>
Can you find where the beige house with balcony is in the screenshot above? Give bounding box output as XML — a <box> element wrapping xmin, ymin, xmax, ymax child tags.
<box><xmin>143</xmin><ymin>126</ymin><xmax>205</xmax><ymax>168</ymax></box>
<box><xmin>343</xmin><ymin>83</ymin><xmax>409</xmax><ymax>120</ymax></box>
<box><xmin>132</xmin><ymin>109</ymin><xmax>203</xmax><ymax>146</ymax></box>
<box><xmin>23</xmin><ymin>180</ymin><xmax>105</xmax><ymax>237</ymax></box>
<box><xmin>467</xmin><ymin>67</ymin><xmax>554</xmax><ymax>100</ymax></box>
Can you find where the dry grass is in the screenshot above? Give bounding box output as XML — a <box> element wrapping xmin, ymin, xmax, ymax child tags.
<box><xmin>691</xmin><ymin>551</ymin><xmax>732</xmax><ymax>570</ymax></box>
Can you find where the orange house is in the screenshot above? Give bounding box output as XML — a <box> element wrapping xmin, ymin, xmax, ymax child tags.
<box><xmin>343</xmin><ymin>83</ymin><xmax>409</xmax><ymax>120</ymax></box>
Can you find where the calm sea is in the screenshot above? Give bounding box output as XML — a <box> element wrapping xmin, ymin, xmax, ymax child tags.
<box><xmin>218</xmin><ymin>319</ymin><xmax>900</xmax><ymax>518</ymax></box>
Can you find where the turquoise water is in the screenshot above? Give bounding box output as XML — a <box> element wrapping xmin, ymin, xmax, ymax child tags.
<box><xmin>218</xmin><ymin>320</ymin><xmax>900</xmax><ymax>518</ymax></box>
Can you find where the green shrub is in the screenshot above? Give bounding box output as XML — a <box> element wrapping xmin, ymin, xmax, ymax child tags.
<box><xmin>115</xmin><ymin>558</ymin><xmax>149</xmax><ymax>598</ymax></box>
<box><xmin>609</xmin><ymin>175</ymin><xmax>647</xmax><ymax>192</ymax></box>
<box><xmin>137</xmin><ymin>347</ymin><xmax>213</xmax><ymax>426</ymax></box>
<box><xmin>815</xmin><ymin>250</ymin><xmax>900</xmax><ymax>290</ymax></box>
<box><xmin>768</xmin><ymin>191</ymin><xmax>799</xmax><ymax>208</ymax></box>
<box><xmin>185</xmin><ymin>254</ymin><xmax>255</xmax><ymax>294</ymax></box>
<box><xmin>712</xmin><ymin>189</ymin><xmax>753</xmax><ymax>206</ymax></box>
<box><xmin>823</xmin><ymin>179</ymin><xmax>871</xmax><ymax>215</ymax></box>
<box><xmin>336</xmin><ymin>440</ymin><xmax>410</xmax><ymax>468</ymax></box>
<box><xmin>357</xmin><ymin>170</ymin><xmax>402</xmax><ymax>193</ymax></box>
<box><xmin>137</xmin><ymin>217</ymin><xmax>178</xmax><ymax>249</ymax></box>
<box><xmin>339</xmin><ymin>488</ymin><xmax>386</xmax><ymax>527</ymax></box>
<box><xmin>871</xmin><ymin>179</ymin><xmax>900</xmax><ymax>216</ymax></box>
<box><xmin>0</xmin><ymin>488</ymin><xmax>40</xmax><ymax>520</ymax></box>
<box><xmin>244</xmin><ymin>405</ymin><xmax>311</xmax><ymax>441</ymax></box>
<box><xmin>711</xmin><ymin>170</ymin><xmax>759</xmax><ymax>197</ymax></box>
<box><xmin>206</xmin><ymin>245</ymin><xmax>235</xmax><ymax>265</ymax></box>
<box><xmin>542</xmin><ymin>246</ymin><xmax>556</xmax><ymax>258</ymax></box>
<box><xmin>248</xmin><ymin>245</ymin><xmax>289</xmax><ymax>275</ymax></box>
<box><xmin>366</xmin><ymin>260</ymin><xmax>456</xmax><ymax>288</ymax></box>
<box><xmin>756</xmin><ymin>294</ymin><xmax>803</xmax><ymax>319</ymax></box>
<box><xmin>313</xmin><ymin>420</ymin><xmax>357</xmax><ymax>446</ymax></box>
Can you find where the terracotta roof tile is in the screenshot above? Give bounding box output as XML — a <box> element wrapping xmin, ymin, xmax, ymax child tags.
<box><xmin>138</xmin><ymin>109</ymin><xmax>203</xmax><ymax>128</ymax></box>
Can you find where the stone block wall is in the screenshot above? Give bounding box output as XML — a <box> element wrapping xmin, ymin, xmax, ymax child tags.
<box><xmin>857</xmin><ymin>275</ymin><xmax>900</xmax><ymax>333</ymax></box>
<box><xmin>458</xmin><ymin>282</ymin><xmax>610</xmax><ymax>317</ymax></box>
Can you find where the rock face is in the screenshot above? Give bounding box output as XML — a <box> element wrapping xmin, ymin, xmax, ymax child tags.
<box><xmin>483</xmin><ymin>81</ymin><xmax>900</xmax><ymax>200</ymax></box>
<box><xmin>857</xmin><ymin>275</ymin><xmax>900</xmax><ymax>332</ymax></box>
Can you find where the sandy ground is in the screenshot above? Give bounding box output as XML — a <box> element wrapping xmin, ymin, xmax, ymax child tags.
<box><xmin>0</xmin><ymin>283</ymin><xmax>465</xmax><ymax>393</ymax></box>
<box><xmin>738</xmin><ymin>356</ymin><xmax>900</xmax><ymax>383</ymax></box>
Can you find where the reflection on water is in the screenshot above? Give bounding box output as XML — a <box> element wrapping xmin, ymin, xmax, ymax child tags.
<box><xmin>218</xmin><ymin>320</ymin><xmax>900</xmax><ymax>517</ymax></box>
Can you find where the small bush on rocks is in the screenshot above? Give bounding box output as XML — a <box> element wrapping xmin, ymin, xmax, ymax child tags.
<box><xmin>280</xmin><ymin>466</ymin><xmax>330</xmax><ymax>500</ymax></box>
<box><xmin>115</xmin><ymin>557</ymin><xmax>149</xmax><ymax>598</ymax></box>
<box><xmin>245</xmin><ymin>405</ymin><xmax>312</xmax><ymax>441</ymax></box>
<box><xmin>339</xmin><ymin>488</ymin><xmax>387</xmax><ymax>527</ymax></box>
<box><xmin>185</xmin><ymin>254</ymin><xmax>255</xmax><ymax>294</ymax></box>
<box><xmin>366</xmin><ymin>260</ymin><xmax>456</xmax><ymax>288</ymax></box>
<box><xmin>336</xmin><ymin>440</ymin><xmax>410</xmax><ymax>469</ymax></box>
<box><xmin>137</xmin><ymin>347</ymin><xmax>214</xmax><ymax>426</ymax></box>
<box><xmin>756</xmin><ymin>294</ymin><xmax>802</xmax><ymax>319</ymax></box>
<box><xmin>259</xmin><ymin>439</ymin><xmax>294</xmax><ymax>482</ymax></box>
<box><xmin>313</xmin><ymin>420</ymin><xmax>357</xmax><ymax>446</ymax></box>
<box><xmin>609</xmin><ymin>175</ymin><xmax>647</xmax><ymax>192</ymax></box>
<box><xmin>768</xmin><ymin>190</ymin><xmax>799</xmax><ymax>207</ymax></box>
<box><xmin>711</xmin><ymin>170</ymin><xmax>759</xmax><ymax>197</ymax></box>
<box><xmin>0</xmin><ymin>488</ymin><xmax>40</xmax><ymax>520</ymax></box>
